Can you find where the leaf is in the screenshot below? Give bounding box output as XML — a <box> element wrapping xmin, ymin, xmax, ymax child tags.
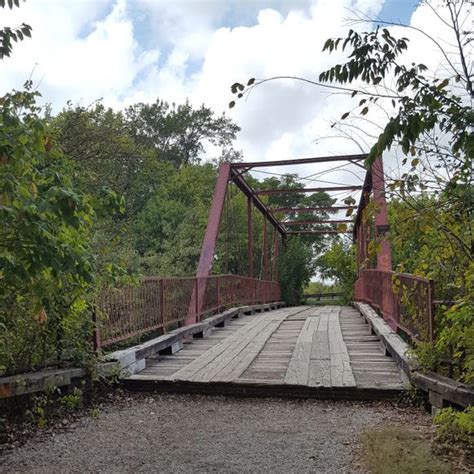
<box><xmin>411</xmin><ymin>158</ymin><xmax>419</xmax><ymax>166</ymax></box>
<box><xmin>247</xmin><ymin>78</ymin><xmax>255</xmax><ymax>86</ymax></box>
<box><xmin>341</xmin><ymin>112</ymin><xmax>350</xmax><ymax>120</ymax></box>
<box><xmin>437</xmin><ymin>78</ymin><xmax>449</xmax><ymax>89</ymax></box>
<box><xmin>228</xmin><ymin>101</ymin><xmax>235</xmax><ymax>109</ymax></box>
<box><xmin>360</xmin><ymin>106</ymin><xmax>369</xmax><ymax>116</ymax></box>
<box><xmin>351</xmin><ymin>90</ymin><xmax>357</xmax><ymax>97</ymax></box>
<box><xmin>345</xmin><ymin>208</ymin><xmax>354</xmax><ymax>216</ymax></box>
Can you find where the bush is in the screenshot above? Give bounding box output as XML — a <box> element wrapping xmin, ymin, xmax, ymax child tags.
<box><xmin>435</xmin><ymin>407</ymin><xmax>474</xmax><ymax>448</ymax></box>
<box><xmin>0</xmin><ymin>86</ymin><xmax>122</xmax><ymax>375</ymax></box>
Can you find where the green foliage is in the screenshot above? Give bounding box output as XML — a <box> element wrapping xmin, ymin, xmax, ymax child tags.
<box><xmin>435</xmin><ymin>406</ymin><xmax>474</xmax><ymax>446</ymax></box>
<box><xmin>389</xmin><ymin>197</ymin><xmax>473</xmax><ymax>384</ymax></box>
<box><xmin>125</xmin><ymin>99</ymin><xmax>240</xmax><ymax>168</ymax></box>
<box><xmin>59</xmin><ymin>387</ymin><xmax>83</xmax><ymax>411</ymax></box>
<box><xmin>0</xmin><ymin>1</ymin><xmax>32</xmax><ymax>60</ymax></box>
<box><xmin>304</xmin><ymin>281</ymin><xmax>341</xmax><ymax>295</ymax></box>
<box><xmin>317</xmin><ymin>241</ymin><xmax>357</xmax><ymax>302</ymax></box>
<box><xmin>26</xmin><ymin>386</ymin><xmax>84</xmax><ymax>428</ymax></box>
<box><xmin>135</xmin><ymin>164</ymin><xmax>218</xmax><ymax>275</ymax></box>
<box><xmin>319</xmin><ymin>26</ymin><xmax>472</xmax><ymax>177</ymax></box>
<box><xmin>54</xmin><ymin>100</ymin><xmax>242</xmax><ymax>280</ymax></box>
<box><xmin>0</xmin><ymin>86</ymin><xmax>121</xmax><ymax>375</ymax></box>
<box><xmin>278</xmin><ymin>237</ymin><xmax>315</xmax><ymax>305</ymax></box>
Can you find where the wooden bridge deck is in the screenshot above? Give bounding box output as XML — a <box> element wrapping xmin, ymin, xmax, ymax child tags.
<box><xmin>125</xmin><ymin>306</ymin><xmax>406</xmax><ymax>399</ymax></box>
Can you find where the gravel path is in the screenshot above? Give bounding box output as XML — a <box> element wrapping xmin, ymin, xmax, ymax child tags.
<box><xmin>1</xmin><ymin>393</ymin><xmax>431</xmax><ymax>473</ymax></box>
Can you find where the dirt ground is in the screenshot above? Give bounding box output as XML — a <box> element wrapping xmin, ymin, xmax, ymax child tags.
<box><xmin>1</xmin><ymin>391</ymin><xmax>438</xmax><ymax>474</ymax></box>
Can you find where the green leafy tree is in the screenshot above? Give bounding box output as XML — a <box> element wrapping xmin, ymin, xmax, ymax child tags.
<box><xmin>317</xmin><ymin>241</ymin><xmax>357</xmax><ymax>302</ymax></box>
<box><xmin>278</xmin><ymin>237</ymin><xmax>316</xmax><ymax>305</ymax></box>
<box><xmin>0</xmin><ymin>87</ymin><xmax>122</xmax><ymax>374</ymax></box>
<box><xmin>125</xmin><ymin>100</ymin><xmax>240</xmax><ymax>168</ymax></box>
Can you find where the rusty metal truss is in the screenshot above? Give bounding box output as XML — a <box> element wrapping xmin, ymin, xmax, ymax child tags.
<box><xmin>190</xmin><ymin>153</ymin><xmax>377</xmax><ymax>322</ymax></box>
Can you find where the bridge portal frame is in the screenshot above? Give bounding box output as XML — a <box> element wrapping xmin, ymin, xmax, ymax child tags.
<box><xmin>190</xmin><ymin>153</ymin><xmax>387</xmax><ymax>324</ymax></box>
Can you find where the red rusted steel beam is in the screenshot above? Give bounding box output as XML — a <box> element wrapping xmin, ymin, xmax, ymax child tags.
<box><xmin>256</xmin><ymin>185</ymin><xmax>362</xmax><ymax>195</ymax></box>
<box><xmin>272</xmin><ymin>229</ymin><xmax>279</xmax><ymax>281</ymax></box>
<box><xmin>189</xmin><ymin>163</ymin><xmax>231</xmax><ymax>324</ymax></box>
<box><xmin>272</xmin><ymin>206</ymin><xmax>356</xmax><ymax>213</ymax></box>
<box><xmin>247</xmin><ymin>196</ymin><xmax>253</xmax><ymax>278</ymax></box>
<box><xmin>283</xmin><ymin>219</ymin><xmax>353</xmax><ymax>226</ymax></box>
<box><xmin>353</xmin><ymin>168</ymin><xmax>372</xmax><ymax>241</ymax></box>
<box><xmin>230</xmin><ymin>153</ymin><xmax>367</xmax><ymax>169</ymax></box>
<box><xmin>230</xmin><ymin>168</ymin><xmax>286</xmax><ymax>237</ymax></box>
<box><xmin>263</xmin><ymin>219</ymin><xmax>268</xmax><ymax>280</ymax></box>
<box><xmin>372</xmin><ymin>156</ymin><xmax>392</xmax><ymax>272</ymax></box>
<box><xmin>287</xmin><ymin>230</ymin><xmax>352</xmax><ymax>235</ymax></box>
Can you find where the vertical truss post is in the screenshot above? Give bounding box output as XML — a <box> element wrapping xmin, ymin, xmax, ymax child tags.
<box><xmin>372</xmin><ymin>156</ymin><xmax>392</xmax><ymax>271</ymax></box>
<box><xmin>272</xmin><ymin>229</ymin><xmax>279</xmax><ymax>282</ymax></box>
<box><xmin>247</xmin><ymin>196</ymin><xmax>253</xmax><ymax>278</ymax></box>
<box><xmin>262</xmin><ymin>217</ymin><xmax>268</xmax><ymax>281</ymax></box>
<box><xmin>187</xmin><ymin>162</ymin><xmax>231</xmax><ymax>325</ymax></box>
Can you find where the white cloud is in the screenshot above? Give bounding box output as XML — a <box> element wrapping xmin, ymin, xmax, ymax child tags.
<box><xmin>1</xmin><ymin>0</ymin><xmax>464</xmax><ymax>194</ymax></box>
<box><xmin>0</xmin><ymin>0</ymin><xmax>159</xmax><ymax>107</ymax></box>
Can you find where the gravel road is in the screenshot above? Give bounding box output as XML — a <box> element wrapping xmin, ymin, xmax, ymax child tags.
<box><xmin>1</xmin><ymin>393</ymin><xmax>431</xmax><ymax>474</ymax></box>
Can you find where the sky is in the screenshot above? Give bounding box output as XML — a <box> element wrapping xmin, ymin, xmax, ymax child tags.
<box><xmin>0</xmin><ymin>0</ymin><xmax>465</xmax><ymax>211</ymax></box>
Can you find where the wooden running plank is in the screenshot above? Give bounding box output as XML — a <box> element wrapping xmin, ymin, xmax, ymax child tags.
<box><xmin>328</xmin><ymin>308</ymin><xmax>356</xmax><ymax>387</ymax></box>
<box><xmin>284</xmin><ymin>316</ymin><xmax>320</xmax><ymax>385</ymax></box>
<box><xmin>170</xmin><ymin>307</ymin><xmax>297</xmax><ymax>382</ymax></box>
<box><xmin>308</xmin><ymin>310</ymin><xmax>331</xmax><ymax>387</ymax></box>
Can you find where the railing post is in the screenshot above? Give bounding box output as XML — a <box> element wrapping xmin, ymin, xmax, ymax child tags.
<box><xmin>195</xmin><ymin>278</ymin><xmax>199</xmax><ymax>323</ymax></box>
<box><xmin>247</xmin><ymin>196</ymin><xmax>253</xmax><ymax>278</ymax></box>
<box><xmin>428</xmin><ymin>279</ymin><xmax>435</xmax><ymax>342</ymax></box>
<box><xmin>91</xmin><ymin>307</ymin><xmax>101</xmax><ymax>352</ymax></box>
<box><xmin>160</xmin><ymin>279</ymin><xmax>165</xmax><ymax>332</ymax></box>
<box><xmin>217</xmin><ymin>276</ymin><xmax>220</xmax><ymax>311</ymax></box>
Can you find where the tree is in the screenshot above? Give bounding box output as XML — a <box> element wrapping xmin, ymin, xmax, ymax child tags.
<box><xmin>0</xmin><ymin>87</ymin><xmax>122</xmax><ymax>374</ymax></box>
<box><xmin>125</xmin><ymin>100</ymin><xmax>240</xmax><ymax>168</ymax></box>
<box><xmin>317</xmin><ymin>241</ymin><xmax>357</xmax><ymax>302</ymax></box>
<box><xmin>55</xmin><ymin>103</ymin><xmax>142</xmax><ymax>214</ymax></box>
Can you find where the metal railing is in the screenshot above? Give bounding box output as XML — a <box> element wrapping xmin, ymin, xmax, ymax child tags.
<box><xmin>95</xmin><ymin>275</ymin><xmax>281</xmax><ymax>348</ymax></box>
<box><xmin>354</xmin><ymin>269</ymin><xmax>434</xmax><ymax>341</ymax></box>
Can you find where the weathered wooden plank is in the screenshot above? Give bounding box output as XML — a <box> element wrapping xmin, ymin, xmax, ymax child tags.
<box><xmin>284</xmin><ymin>316</ymin><xmax>320</xmax><ymax>385</ymax></box>
<box><xmin>308</xmin><ymin>312</ymin><xmax>331</xmax><ymax>387</ymax></box>
<box><xmin>327</xmin><ymin>308</ymin><xmax>356</xmax><ymax>387</ymax></box>
<box><xmin>193</xmin><ymin>319</ymin><xmax>273</xmax><ymax>382</ymax></box>
<box><xmin>216</xmin><ymin>317</ymin><xmax>287</xmax><ymax>382</ymax></box>
<box><xmin>172</xmin><ymin>316</ymin><xmax>270</xmax><ymax>381</ymax></box>
<box><xmin>170</xmin><ymin>307</ymin><xmax>296</xmax><ymax>382</ymax></box>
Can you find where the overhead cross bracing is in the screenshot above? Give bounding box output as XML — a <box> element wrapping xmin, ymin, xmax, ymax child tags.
<box><xmin>230</xmin><ymin>153</ymin><xmax>367</xmax><ymax>239</ymax></box>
